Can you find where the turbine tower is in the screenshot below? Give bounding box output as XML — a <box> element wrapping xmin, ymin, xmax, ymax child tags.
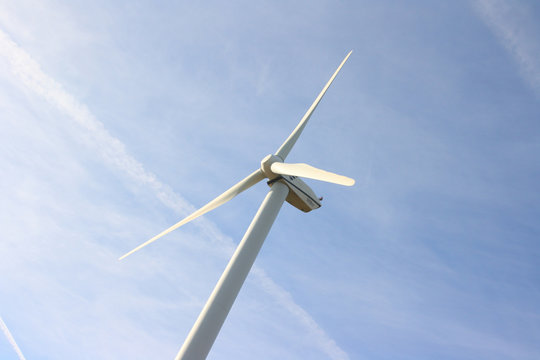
<box><xmin>120</xmin><ymin>51</ymin><xmax>354</xmax><ymax>360</ymax></box>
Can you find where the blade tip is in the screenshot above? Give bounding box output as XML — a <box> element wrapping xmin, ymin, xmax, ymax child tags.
<box><xmin>344</xmin><ymin>178</ymin><xmax>355</xmax><ymax>186</ymax></box>
<box><xmin>118</xmin><ymin>248</ymin><xmax>138</xmax><ymax>261</ymax></box>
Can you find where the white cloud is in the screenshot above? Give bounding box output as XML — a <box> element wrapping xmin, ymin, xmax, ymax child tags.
<box><xmin>473</xmin><ymin>0</ymin><xmax>540</xmax><ymax>95</ymax></box>
<box><xmin>0</xmin><ymin>317</ymin><xmax>27</xmax><ymax>360</ymax></box>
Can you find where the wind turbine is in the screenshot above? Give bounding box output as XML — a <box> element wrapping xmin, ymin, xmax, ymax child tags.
<box><xmin>120</xmin><ymin>51</ymin><xmax>354</xmax><ymax>360</ymax></box>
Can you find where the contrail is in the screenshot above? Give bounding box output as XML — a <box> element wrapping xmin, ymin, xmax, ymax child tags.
<box><xmin>473</xmin><ymin>0</ymin><xmax>540</xmax><ymax>96</ymax></box>
<box><xmin>0</xmin><ymin>317</ymin><xmax>27</xmax><ymax>360</ymax></box>
<box><xmin>0</xmin><ymin>29</ymin><xmax>349</xmax><ymax>360</ymax></box>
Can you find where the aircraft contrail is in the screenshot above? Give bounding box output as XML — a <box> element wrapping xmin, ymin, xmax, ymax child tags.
<box><xmin>0</xmin><ymin>29</ymin><xmax>349</xmax><ymax>360</ymax></box>
<box><xmin>0</xmin><ymin>316</ymin><xmax>27</xmax><ymax>360</ymax></box>
<box><xmin>474</xmin><ymin>0</ymin><xmax>540</xmax><ymax>96</ymax></box>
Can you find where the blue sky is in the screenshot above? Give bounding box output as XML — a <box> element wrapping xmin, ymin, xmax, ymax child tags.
<box><xmin>1</xmin><ymin>0</ymin><xmax>539</xmax><ymax>359</ymax></box>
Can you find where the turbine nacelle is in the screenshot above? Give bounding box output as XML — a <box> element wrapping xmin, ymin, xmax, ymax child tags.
<box><xmin>268</xmin><ymin>175</ymin><xmax>321</xmax><ymax>213</ymax></box>
<box><xmin>261</xmin><ymin>153</ymin><xmax>322</xmax><ymax>213</ymax></box>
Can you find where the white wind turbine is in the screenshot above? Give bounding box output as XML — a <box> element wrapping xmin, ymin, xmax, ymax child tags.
<box><xmin>120</xmin><ymin>51</ymin><xmax>354</xmax><ymax>360</ymax></box>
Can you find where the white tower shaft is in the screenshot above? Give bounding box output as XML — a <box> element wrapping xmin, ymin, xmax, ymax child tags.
<box><xmin>175</xmin><ymin>182</ymin><xmax>289</xmax><ymax>360</ymax></box>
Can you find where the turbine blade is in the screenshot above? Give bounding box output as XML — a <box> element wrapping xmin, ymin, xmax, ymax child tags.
<box><xmin>271</xmin><ymin>162</ymin><xmax>355</xmax><ymax>186</ymax></box>
<box><xmin>275</xmin><ymin>51</ymin><xmax>352</xmax><ymax>160</ymax></box>
<box><xmin>119</xmin><ymin>169</ymin><xmax>265</xmax><ymax>260</ymax></box>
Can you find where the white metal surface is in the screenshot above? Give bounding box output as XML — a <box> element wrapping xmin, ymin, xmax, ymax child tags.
<box><xmin>174</xmin><ymin>182</ymin><xmax>289</xmax><ymax>360</ymax></box>
<box><xmin>120</xmin><ymin>52</ymin><xmax>354</xmax><ymax>360</ymax></box>
<box><xmin>275</xmin><ymin>50</ymin><xmax>352</xmax><ymax>160</ymax></box>
<box><xmin>120</xmin><ymin>52</ymin><xmax>354</xmax><ymax>261</ymax></box>
<box><xmin>271</xmin><ymin>162</ymin><xmax>355</xmax><ymax>186</ymax></box>
<box><xmin>119</xmin><ymin>169</ymin><xmax>265</xmax><ymax>260</ymax></box>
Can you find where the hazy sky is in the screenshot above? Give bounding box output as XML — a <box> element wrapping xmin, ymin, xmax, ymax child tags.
<box><xmin>1</xmin><ymin>1</ymin><xmax>539</xmax><ymax>359</ymax></box>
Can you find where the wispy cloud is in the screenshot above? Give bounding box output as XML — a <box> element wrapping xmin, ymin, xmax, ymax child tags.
<box><xmin>0</xmin><ymin>29</ymin><xmax>348</xmax><ymax>360</ymax></box>
<box><xmin>0</xmin><ymin>317</ymin><xmax>27</xmax><ymax>360</ymax></box>
<box><xmin>252</xmin><ymin>267</ymin><xmax>350</xmax><ymax>360</ymax></box>
<box><xmin>473</xmin><ymin>0</ymin><xmax>540</xmax><ymax>95</ymax></box>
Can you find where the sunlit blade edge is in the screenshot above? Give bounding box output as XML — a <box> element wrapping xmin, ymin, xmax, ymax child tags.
<box><xmin>275</xmin><ymin>50</ymin><xmax>353</xmax><ymax>160</ymax></box>
<box><xmin>271</xmin><ymin>162</ymin><xmax>355</xmax><ymax>186</ymax></box>
<box><xmin>119</xmin><ymin>169</ymin><xmax>265</xmax><ymax>260</ymax></box>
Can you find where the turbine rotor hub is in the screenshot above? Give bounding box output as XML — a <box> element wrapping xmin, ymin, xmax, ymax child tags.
<box><xmin>260</xmin><ymin>154</ymin><xmax>283</xmax><ymax>179</ymax></box>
